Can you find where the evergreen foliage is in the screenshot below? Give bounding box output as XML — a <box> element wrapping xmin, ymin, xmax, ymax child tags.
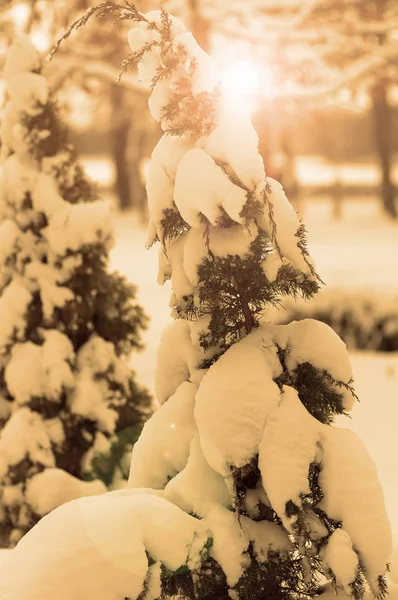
<box><xmin>0</xmin><ymin>37</ymin><xmax>151</xmax><ymax>547</ymax></box>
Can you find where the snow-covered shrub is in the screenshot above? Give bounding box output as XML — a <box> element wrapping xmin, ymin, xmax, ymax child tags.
<box><xmin>277</xmin><ymin>289</ymin><xmax>398</xmax><ymax>352</ymax></box>
<box><xmin>0</xmin><ymin>36</ymin><xmax>151</xmax><ymax>547</ymax></box>
<box><xmin>0</xmin><ymin>8</ymin><xmax>392</xmax><ymax>600</ymax></box>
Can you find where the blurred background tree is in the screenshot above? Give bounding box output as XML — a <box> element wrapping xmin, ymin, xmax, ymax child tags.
<box><xmin>1</xmin><ymin>0</ymin><xmax>158</xmax><ymax>214</ymax></box>
<box><xmin>1</xmin><ymin>0</ymin><xmax>397</xmax><ymax>218</ymax></box>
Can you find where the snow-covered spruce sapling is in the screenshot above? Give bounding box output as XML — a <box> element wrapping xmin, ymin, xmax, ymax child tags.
<box><xmin>0</xmin><ymin>36</ymin><xmax>151</xmax><ymax>547</ymax></box>
<box><xmin>124</xmin><ymin>8</ymin><xmax>392</xmax><ymax>600</ymax></box>
<box><xmin>0</xmin><ymin>7</ymin><xmax>391</xmax><ymax>600</ymax></box>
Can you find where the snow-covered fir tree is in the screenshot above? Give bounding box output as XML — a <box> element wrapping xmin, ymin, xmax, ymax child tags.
<box><xmin>0</xmin><ymin>36</ymin><xmax>151</xmax><ymax>548</ymax></box>
<box><xmin>0</xmin><ymin>7</ymin><xmax>392</xmax><ymax>600</ymax></box>
<box><xmin>124</xmin><ymin>9</ymin><xmax>392</xmax><ymax>600</ymax></box>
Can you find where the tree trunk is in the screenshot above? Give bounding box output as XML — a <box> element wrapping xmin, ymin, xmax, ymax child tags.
<box><xmin>188</xmin><ymin>0</ymin><xmax>210</xmax><ymax>53</ymax></box>
<box><xmin>371</xmin><ymin>80</ymin><xmax>397</xmax><ymax>219</ymax></box>
<box><xmin>110</xmin><ymin>86</ymin><xmax>133</xmax><ymax>211</ymax></box>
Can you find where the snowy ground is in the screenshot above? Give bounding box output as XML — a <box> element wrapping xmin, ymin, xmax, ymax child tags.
<box><xmin>109</xmin><ymin>203</ymin><xmax>398</xmax><ymax>548</ymax></box>
<box><xmin>302</xmin><ymin>198</ymin><xmax>398</xmax><ymax>291</ymax></box>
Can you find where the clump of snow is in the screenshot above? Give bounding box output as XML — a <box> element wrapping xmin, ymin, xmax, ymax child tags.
<box><xmin>8</xmin><ymin>73</ymin><xmax>48</xmax><ymax>115</ymax></box>
<box><xmin>274</xmin><ymin>319</ymin><xmax>355</xmax><ymax>411</ymax></box>
<box><xmin>128</xmin><ymin>10</ymin><xmax>184</xmax><ymax>57</ymax></box>
<box><xmin>0</xmin><ymin>281</ymin><xmax>32</xmax><ymax>350</ymax></box>
<box><xmin>321</xmin><ymin>529</ymin><xmax>359</xmax><ymax>590</ymax></box>
<box><xmin>138</xmin><ymin>49</ymin><xmax>162</xmax><ymax>84</ymax></box>
<box><xmin>25</xmin><ymin>261</ymin><xmax>75</xmax><ymax>319</ymax></box>
<box><xmin>204</xmin><ymin>504</ymin><xmax>250</xmax><ymax>587</ymax></box>
<box><xmin>0</xmin><ymin>408</ymin><xmax>55</xmax><ymax>479</ymax></box>
<box><xmin>302</xmin><ymin>510</ymin><xmax>328</xmax><ymax>540</ymax></box>
<box><xmin>208</xmin><ymin>222</ymin><xmax>257</xmax><ymax>258</ymax></box>
<box><xmin>319</xmin><ymin>426</ymin><xmax>392</xmax><ymax>592</ymax></box>
<box><xmin>82</xmin><ymin>431</ymin><xmax>113</xmax><ymax>473</ymax></box>
<box><xmin>1</xmin><ymin>40</ymin><xmax>48</xmax><ymax>157</ymax></box>
<box><xmin>242</xmin><ymin>481</ymin><xmax>271</xmax><ymax>519</ymax></box>
<box><xmin>148</xmin><ymin>78</ymin><xmax>173</xmax><ymax>124</ymax></box>
<box><xmin>0</xmin><ymin>220</ymin><xmax>20</xmax><ymax>266</ymax></box>
<box><xmin>145</xmin><ymin>561</ymin><xmax>162</xmax><ymax>600</ymax></box>
<box><xmin>255</xmin><ymin>178</ymin><xmax>313</xmax><ymax>275</ymax></box>
<box><xmin>240</xmin><ymin>516</ymin><xmax>292</xmax><ymax>562</ymax></box>
<box><xmin>275</xmin><ymin>319</ymin><xmax>352</xmax><ymax>384</ymax></box>
<box><xmin>180</xmin><ymin>228</ymin><xmax>208</xmax><ymax>287</ymax></box>
<box><xmin>188</xmin><ymin>314</ymin><xmax>219</xmax><ymax>367</ymax></box>
<box><xmin>31</xmin><ymin>172</ymin><xmax>67</xmax><ymax>218</ymax></box>
<box><xmin>166</xmin><ymin>232</ymin><xmax>194</xmax><ymax>302</ymax></box>
<box><xmin>174</xmin><ymin>148</ymin><xmax>248</xmax><ymax>228</ymax></box>
<box><xmin>195</xmin><ymin>342</ymin><xmax>281</xmax><ymax>476</ymax></box>
<box><xmin>146</xmin><ymin>135</ymin><xmax>192</xmax><ymax>235</ymax></box>
<box><xmin>241</xmin><ymin>324</ymin><xmax>284</xmax><ymax>378</ymax></box>
<box><xmin>0</xmin><ymin>153</ymin><xmax>38</xmax><ymax>210</ymax></box>
<box><xmin>77</xmin><ymin>335</ymin><xmax>126</xmax><ymax>383</ymax></box>
<box><xmin>172</xmin><ymin>32</ymin><xmax>220</xmax><ymax>95</ymax></box>
<box><xmin>43</xmin><ymin>200</ymin><xmax>114</xmax><ymax>256</ymax></box>
<box><xmin>70</xmin><ymin>335</ymin><xmax>131</xmax><ymax>433</ymax></box>
<box><xmin>157</xmin><ymin>245</ymin><xmax>172</xmax><ymax>284</ymax></box>
<box><xmin>196</xmin><ymin>104</ymin><xmax>265</xmax><ymax>189</ymax></box>
<box><xmin>70</xmin><ymin>373</ymin><xmax>118</xmax><ymax>434</ymax></box>
<box><xmin>5</xmin><ymin>330</ymin><xmax>74</xmax><ymax>404</ymax></box>
<box><xmin>258</xmin><ymin>385</ymin><xmax>321</xmax><ymax>530</ymax></box>
<box><xmin>128</xmin><ymin>27</ymin><xmax>158</xmax><ymax>54</ymax></box>
<box><xmin>128</xmin><ymin>12</ymin><xmax>218</xmax><ymax>122</ymax></box>
<box><xmin>164</xmin><ymin>435</ymin><xmax>231</xmax><ymax>516</ymax></box>
<box><xmin>0</xmin><ymin>492</ymin><xmax>208</xmax><ymax>600</ymax></box>
<box><xmin>129</xmin><ymin>381</ymin><xmax>198</xmax><ymax>489</ymax></box>
<box><xmin>44</xmin><ymin>417</ymin><xmax>65</xmax><ymax>447</ymax></box>
<box><xmin>3</xmin><ymin>36</ymin><xmax>42</xmax><ymax>83</ymax></box>
<box><xmin>155</xmin><ymin>319</ymin><xmax>202</xmax><ymax>404</ymax></box>
<box><xmin>128</xmin><ymin>12</ymin><xmax>186</xmax><ymax>124</ymax></box>
<box><xmin>2</xmin><ymin>484</ymin><xmax>23</xmax><ymax>507</ymax></box>
<box><xmin>25</xmin><ymin>468</ymin><xmax>107</xmax><ymax>516</ymax></box>
<box><xmin>261</xmin><ymin>251</ymin><xmax>286</xmax><ymax>283</ymax></box>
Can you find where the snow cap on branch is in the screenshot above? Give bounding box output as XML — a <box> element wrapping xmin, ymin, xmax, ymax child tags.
<box><xmin>319</xmin><ymin>426</ymin><xmax>392</xmax><ymax>594</ymax></box>
<box><xmin>258</xmin><ymin>385</ymin><xmax>321</xmax><ymax>530</ymax></box>
<box><xmin>194</xmin><ymin>342</ymin><xmax>281</xmax><ymax>477</ymax></box>
<box><xmin>3</xmin><ymin>35</ymin><xmax>42</xmax><ymax>83</ymax></box>
<box><xmin>0</xmin><ymin>491</ymin><xmax>210</xmax><ymax>600</ymax></box>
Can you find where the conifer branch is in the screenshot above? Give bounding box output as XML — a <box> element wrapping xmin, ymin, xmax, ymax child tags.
<box><xmin>47</xmin><ymin>1</ymin><xmax>146</xmax><ymax>62</ymax></box>
<box><xmin>262</xmin><ymin>182</ymin><xmax>282</xmax><ymax>258</ymax></box>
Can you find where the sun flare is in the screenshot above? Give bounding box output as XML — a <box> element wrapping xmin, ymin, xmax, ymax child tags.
<box><xmin>221</xmin><ymin>59</ymin><xmax>260</xmax><ymax>96</ymax></box>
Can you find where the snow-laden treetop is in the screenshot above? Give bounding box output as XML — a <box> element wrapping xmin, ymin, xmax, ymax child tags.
<box><xmin>128</xmin><ymin>11</ymin><xmax>318</xmax><ymax>272</ymax></box>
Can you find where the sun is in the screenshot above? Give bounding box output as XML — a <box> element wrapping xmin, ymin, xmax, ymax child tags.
<box><xmin>221</xmin><ymin>60</ymin><xmax>260</xmax><ymax>97</ymax></box>
<box><xmin>219</xmin><ymin>59</ymin><xmax>278</xmax><ymax>111</ymax></box>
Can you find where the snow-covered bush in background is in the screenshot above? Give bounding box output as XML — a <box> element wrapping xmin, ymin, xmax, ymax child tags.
<box><xmin>0</xmin><ymin>36</ymin><xmax>151</xmax><ymax>548</ymax></box>
<box><xmin>0</xmin><ymin>7</ymin><xmax>392</xmax><ymax>600</ymax></box>
<box><xmin>277</xmin><ymin>289</ymin><xmax>398</xmax><ymax>352</ymax></box>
